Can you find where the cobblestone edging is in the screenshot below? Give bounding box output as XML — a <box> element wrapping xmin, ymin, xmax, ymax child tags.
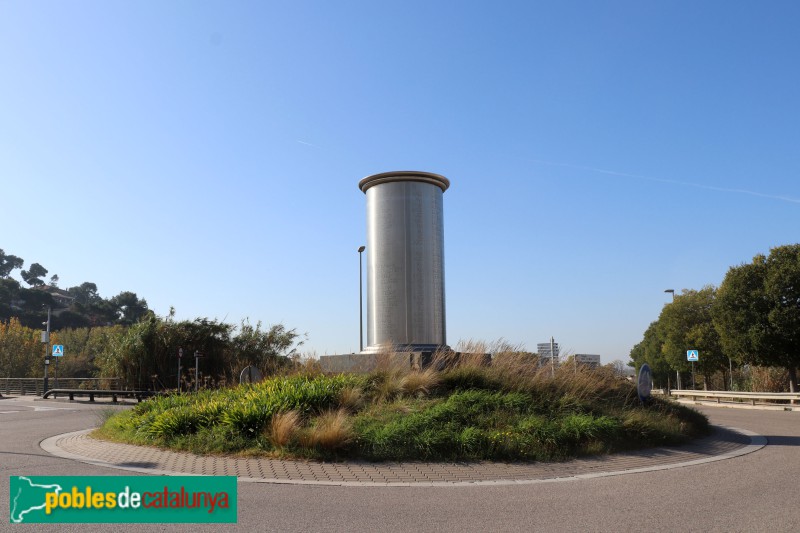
<box><xmin>41</xmin><ymin>426</ymin><xmax>765</xmax><ymax>487</ymax></box>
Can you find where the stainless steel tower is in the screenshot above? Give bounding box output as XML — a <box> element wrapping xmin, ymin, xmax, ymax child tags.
<box><xmin>359</xmin><ymin>171</ymin><xmax>449</xmax><ymax>353</ymax></box>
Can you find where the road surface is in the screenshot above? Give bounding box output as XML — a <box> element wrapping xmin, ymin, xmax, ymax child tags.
<box><xmin>1</xmin><ymin>396</ymin><xmax>798</xmax><ymax>532</ymax></box>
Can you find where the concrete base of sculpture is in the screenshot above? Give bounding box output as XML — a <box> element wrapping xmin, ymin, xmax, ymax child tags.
<box><xmin>318</xmin><ymin>351</ymin><xmax>489</xmax><ymax>374</ymax></box>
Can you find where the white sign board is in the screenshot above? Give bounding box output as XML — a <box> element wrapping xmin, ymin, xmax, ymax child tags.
<box><xmin>574</xmin><ymin>354</ymin><xmax>601</xmax><ymax>367</ymax></box>
<box><xmin>687</xmin><ymin>350</ymin><xmax>699</xmax><ymax>362</ymax></box>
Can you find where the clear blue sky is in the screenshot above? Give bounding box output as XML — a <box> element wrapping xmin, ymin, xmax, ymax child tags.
<box><xmin>2</xmin><ymin>2</ymin><xmax>799</xmax><ymax>363</ymax></box>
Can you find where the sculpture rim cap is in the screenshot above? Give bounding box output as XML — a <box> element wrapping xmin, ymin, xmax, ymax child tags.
<box><xmin>359</xmin><ymin>171</ymin><xmax>450</xmax><ymax>193</ymax></box>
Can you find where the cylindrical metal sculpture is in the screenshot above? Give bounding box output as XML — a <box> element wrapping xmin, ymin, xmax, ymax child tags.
<box><xmin>359</xmin><ymin>171</ymin><xmax>449</xmax><ymax>353</ymax></box>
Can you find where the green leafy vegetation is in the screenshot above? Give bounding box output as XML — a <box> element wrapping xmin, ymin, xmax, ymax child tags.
<box><xmin>630</xmin><ymin>243</ymin><xmax>800</xmax><ymax>393</ymax></box>
<box><xmin>0</xmin><ymin>294</ymin><xmax>303</xmax><ymax>389</ymax></box>
<box><xmin>96</xmin><ymin>355</ymin><xmax>709</xmax><ymax>462</ymax></box>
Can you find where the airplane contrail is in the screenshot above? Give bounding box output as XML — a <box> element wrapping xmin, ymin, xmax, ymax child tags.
<box><xmin>296</xmin><ymin>140</ymin><xmax>317</xmax><ymax>148</ymax></box>
<box><xmin>527</xmin><ymin>158</ymin><xmax>800</xmax><ymax>205</ymax></box>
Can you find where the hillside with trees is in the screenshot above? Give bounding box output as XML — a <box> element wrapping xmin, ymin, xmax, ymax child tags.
<box><xmin>0</xmin><ymin>247</ymin><xmax>304</xmax><ymax>389</ymax></box>
<box><xmin>0</xmin><ymin>248</ymin><xmax>149</xmax><ymax>329</ymax></box>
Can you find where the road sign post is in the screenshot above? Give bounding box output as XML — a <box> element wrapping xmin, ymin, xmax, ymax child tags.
<box><xmin>178</xmin><ymin>348</ymin><xmax>183</xmax><ymax>392</ymax></box>
<box><xmin>51</xmin><ymin>345</ymin><xmax>64</xmax><ymax>392</ymax></box>
<box><xmin>687</xmin><ymin>350</ymin><xmax>699</xmax><ymax>390</ymax></box>
<box><xmin>194</xmin><ymin>351</ymin><xmax>204</xmax><ymax>392</ymax></box>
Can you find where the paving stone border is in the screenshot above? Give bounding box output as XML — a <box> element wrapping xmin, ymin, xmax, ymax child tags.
<box><xmin>41</xmin><ymin>426</ymin><xmax>765</xmax><ymax>487</ymax></box>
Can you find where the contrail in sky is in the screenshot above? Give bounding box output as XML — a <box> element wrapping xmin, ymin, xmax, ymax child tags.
<box><xmin>296</xmin><ymin>140</ymin><xmax>317</xmax><ymax>148</ymax></box>
<box><xmin>528</xmin><ymin>158</ymin><xmax>800</xmax><ymax>205</ymax></box>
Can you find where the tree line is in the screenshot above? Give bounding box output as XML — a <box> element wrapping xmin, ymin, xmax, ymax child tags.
<box><xmin>0</xmin><ymin>248</ymin><xmax>149</xmax><ymax>329</ymax></box>
<box><xmin>0</xmin><ymin>313</ymin><xmax>304</xmax><ymax>389</ymax></box>
<box><xmin>630</xmin><ymin>244</ymin><xmax>800</xmax><ymax>393</ymax></box>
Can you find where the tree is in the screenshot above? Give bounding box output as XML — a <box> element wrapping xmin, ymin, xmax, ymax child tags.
<box><xmin>67</xmin><ymin>282</ymin><xmax>101</xmax><ymax>305</ymax></box>
<box><xmin>629</xmin><ymin>320</ymin><xmax>671</xmax><ymax>388</ymax></box>
<box><xmin>20</xmin><ymin>263</ymin><xmax>48</xmax><ymax>287</ymax></box>
<box><xmin>110</xmin><ymin>291</ymin><xmax>149</xmax><ymax>325</ymax></box>
<box><xmin>49</xmin><ymin>274</ymin><xmax>59</xmax><ymax>287</ymax></box>
<box><xmin>0</xmin><ymin>278</ymin><xmax>22</xmax><ymax>320</ymax></box>
<box><xmin>230</xmin><ymin>320</ymin><xmax>304</xmax><ymax>376</ymax></box>
<box><xmin>0</xmin><ymin>249</ymin><xmax>24</xmax><ymax>278</ymax></box>
<box><xmin>714</xmin><ymin>244</ymin><xmax>800</xmax><ymax>392</ymax></box>
<box><xmin>0</xmin><ymin>318</ymin><xmax>43</xmax><ymax>378</ymax></box>
<box><xmin>659</xmin><ymin>286</ymin><xmax>728</xmax><ymax>389</ymax></box>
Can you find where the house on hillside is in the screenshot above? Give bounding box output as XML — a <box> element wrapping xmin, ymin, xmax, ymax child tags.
<box><xmin>33</xmin><ymin>286</ymin><xmax>76</xmax><ymax>308</ymax></box>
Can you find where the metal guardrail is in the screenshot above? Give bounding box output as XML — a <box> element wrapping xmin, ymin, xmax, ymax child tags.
<box><xmin>0</xmin><ymin>378</ymin><xmax>120</xmax><ymax>396</ymax></box>
<box><xmin>668</xmin><ymin>389</ymin><xmax>800</xmax><ymax>405</ymax></box>
<box><xmin>42</xmin><ymin>388</ymin><xmax>156</xmax><ymax>403</ymax></box>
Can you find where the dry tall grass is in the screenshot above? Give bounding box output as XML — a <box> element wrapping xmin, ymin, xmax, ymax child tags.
<box><xmin>401</xmin><ymin>367</ymin><xmax>440</xmax><ymax>397</ymax></box>
<box><xmin>430</xmin><ymin>339</ymin><xmax>635</xmax><ymax>406</ymax></box>
<box><xmin>301</xmin><ymin>409</ymin><xmax>353</xmax><ymax>450</ymax></box>
<box><xmin>338</xmin><ymin>386</ymin><xmax>364</xmax><ymax>412</ymax></box>
<box><xmin>268</xmin><ymin>410</ymin><xmax>301</xmax><ymax>449</ymax></box>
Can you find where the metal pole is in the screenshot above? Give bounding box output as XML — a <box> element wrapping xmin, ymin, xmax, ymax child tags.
<box><xmin>358</xmin><ymin>245</ymin><xmax>365</xmax><ymax>352</ymax></box>
<box><xmin>178</xmin><ymin>348</ymin><xmax>183</xmax><ymax>392</ymax></box>
<box><xmin>729</xmin><ymin>357</ymin><xmax>733</xmax><ymax>390</ymax></box>
<box><xmin>44</xmin><ymin>307</ymin><xmax>51</xmax><ymax>396</ymax></box>
<box><xmin>550</xmin><ymin>336</ymin><xmax>555</xmax><ymax>378</ymax></box>
<box><xmin>195</xmin><ymin>351</ymin><xmax>199</xmax><ymax>392</ymax></box>
<box><xmin>691</xmin><ymin>361</ymin><xmax>696</xmax><ymax>390</ymax></box>
<box><xmin>43</xmin><ymin>343</ymin><xmax>49</xmax><ymax>395</ymax></box>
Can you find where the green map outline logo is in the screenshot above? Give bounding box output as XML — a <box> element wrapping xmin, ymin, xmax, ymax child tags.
<box><xmin>10</xmin><ymin>477</ymin><xmax>63</xmax><ymax>523</ymax></box>
<box><xmin>9</xmin><ymin>476</ymin><xmax>237</xmax><ymax>524</ymax></box>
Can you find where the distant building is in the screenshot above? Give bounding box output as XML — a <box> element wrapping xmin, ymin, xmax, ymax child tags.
<box><xmin>33</xmin><ymin>286</ymin><xmax>75</xmax><ymax>308</ymax></box>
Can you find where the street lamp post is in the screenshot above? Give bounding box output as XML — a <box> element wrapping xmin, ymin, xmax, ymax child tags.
<box><xmin>41</xmin><ymin>307</ymin><xmax>51</xmax><ymax>395</ymax></box>
<box><xmin>664</xmin><ymin>289</ymin><xmax>675</xmax><ymax>302</ymax></box>
<box><xmin>358</xmin><ymin>245</ymin><xmax>365</xmax><ymax>352</ymax></box>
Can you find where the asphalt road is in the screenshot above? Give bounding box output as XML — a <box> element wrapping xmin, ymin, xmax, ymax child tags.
<box><xmin>1</xmin><ymin>396</ymin><xmax>798</xmax><ymax>532</ymax></box>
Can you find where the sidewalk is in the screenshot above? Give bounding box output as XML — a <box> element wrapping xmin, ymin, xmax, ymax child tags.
<box><xmin>42</xmin><ymin>425</ymin><xmax>764</xmax><ymax>487</ymax></box>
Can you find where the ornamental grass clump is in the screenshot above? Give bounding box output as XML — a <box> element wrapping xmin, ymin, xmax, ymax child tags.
<box><xmin>268</xmin><ymin>410</ymin><xmax>302</xmax><ymax>450</ymax></box>
<box><xmin>300</xmin><ymin>409</ymin><xmax>353</xmax><ymax>451</ymax></box>
<box><xmin>400</xmin><ymin>368</ymin><xmax>440</xmax><ymax>397</ymax></box>
<box><xmin>337</xmin><ymin>386</ymin><xmax>364</xmax><ymax>412</ymax></box>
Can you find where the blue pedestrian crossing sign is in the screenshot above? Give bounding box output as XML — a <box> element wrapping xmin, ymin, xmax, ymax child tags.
<box><xmin>687</xmin><ymin>349</ymin><xmax>699</xmax><ymax>362</ymax></box>
<box><xmin>52</xmin><ymin>345</ymin><xmax>64</xmax><ymax>357</ymax></box>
